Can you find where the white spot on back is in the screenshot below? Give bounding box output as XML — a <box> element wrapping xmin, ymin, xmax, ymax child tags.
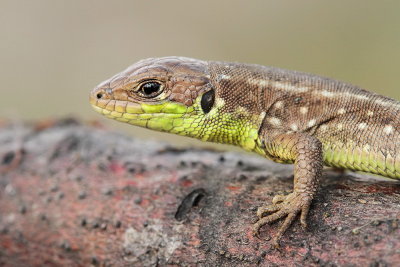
<box><xmin>337</xmin><ymin>123</ymin><xmax>344</xmax><ymax>130</ymax></box>
<box><xmin>321</xmin><ymin>90</ymin><xmax>335</xmax><ymax>97</ymax></box>
<box><xmin>358</xmin><ymin>122</ymin><xmax>367</xmax><ymax>130</ymax></box>
<box><xmin>308</xmin><ymin>119</ymin><xmax>316</xmax><ymax>128</ymax></box>
<box><xmin>268</xmin><ymin>117</ymin><xmax>282</xmax><ymax>126</ymax></box>
<box><xmin>248</xmin><ymin>79</ymin><xmax>267</xmax><ymax>87</ymax></box>
<box><xmin>375</xmin><ymin>99</ymin><xmax>390</xmax><ymax>107</ymax></box>
<box><xmin>352</xmin><ymin>94</ymin><xmax>369</xmax><ymax>101</ymax></box>
<box><xmin>300</xmin><ymin>107</ymin><xmax>308</xmax><ymax>115</ymax></box>
<box><xmin>383</xmin><ymin>125</ymin><xmax>394</xmax><ymax>135</ymax></box>
<box><xmin>219</xmin><ymin>74</ymin><xmax>231</xmax><ymax>80</ymax></box>
<box><xmin>367</xmin><ymin>111</ymin><xmax>374</xmax><ymax>117</ymax></box>
<box><xmin>337</xmin><ymin>108</ymin><xmax>346</xmax><ymax>115</ymax></box>
<box><xmin>290</xmin><ymin>124</ymin><xmax>299</xmax><ymax>131</ymax></box>
<box><xmin>271</xmin><ymin>81</ymin><xmax>309</xmax><ymax>92</ymax></box>
<box><xmin>315</xmin><ymin>90</ymin><xmax>370</xmax><ymax>102</ymax></box>
<box><xmin>320</xmin><ymin>125</ymin><xmax>328</xmax><ymax>132</ymax></box>
<box><xmin>274</xmin><ymin>101</ymin><xmax>283</xmax><ymax>109</ymax></box>
<box><xmin>258</xmin><ymin>80</ymin><xmax>268</xmax><ymax>86</ymax></box>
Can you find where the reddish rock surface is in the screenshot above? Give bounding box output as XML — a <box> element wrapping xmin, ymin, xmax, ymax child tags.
<box><xmin>0</xmin><ymin>119</ymin><xmax>399</xmax><ymax>266</ymax></box>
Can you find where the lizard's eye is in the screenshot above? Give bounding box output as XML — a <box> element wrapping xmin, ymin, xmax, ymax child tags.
<box><xmin>138</xmin><ymin>81</ymin><xmax>164</xmax><ymax>98</ymax></box>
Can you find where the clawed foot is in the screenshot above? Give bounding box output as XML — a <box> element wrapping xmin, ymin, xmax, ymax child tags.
<box><xmin>252</xmin><ymin>192</ymin><xmax>312</xmax><ymax>247</ymax></box>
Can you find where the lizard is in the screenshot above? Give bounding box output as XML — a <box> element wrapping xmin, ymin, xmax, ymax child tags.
<box><xmin>89</xmin><ymin>56</ymin><xmax>400</xmax><ymax>247</ymax></box>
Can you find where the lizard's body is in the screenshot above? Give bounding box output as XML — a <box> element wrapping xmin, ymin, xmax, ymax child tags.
<box><xmin>90</xmin><ymin>57</ymin><xmax>400</xmax><ymax>246</ymax></box>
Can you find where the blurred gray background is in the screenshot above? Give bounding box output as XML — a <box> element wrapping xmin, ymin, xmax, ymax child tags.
<box><xmin>1</xmin><ymin>0</ymin><xmax>399</xmax><ymax>146</ymax></box>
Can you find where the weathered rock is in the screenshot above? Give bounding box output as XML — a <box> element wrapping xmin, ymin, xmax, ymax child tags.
<box><xmin>0</xmin><ymin>119</ymin><xmax>399</xmax><ymax>266</ymax></box>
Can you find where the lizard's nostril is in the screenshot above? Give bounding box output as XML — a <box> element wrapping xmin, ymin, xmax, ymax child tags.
<box><xmin>96</xmin><ymin>93</ymin><xmax>103</xmax><ymax>99</ymax></box>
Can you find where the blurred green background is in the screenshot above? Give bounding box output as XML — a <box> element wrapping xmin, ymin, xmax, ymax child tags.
<box><xmin>1</xmin><ymin>0</ymin><xmax>400</xmax><ymax>146</ymax></box>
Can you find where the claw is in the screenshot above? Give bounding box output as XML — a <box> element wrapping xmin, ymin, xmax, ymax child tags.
<box><xmin>271</xmin><ymin>238</ymin><xmax>281</xmax><ymax>249</ymax></box>
<box><xmin>252</xmin><ymin>226</ymin><xmax>261</xmax><ymax>238</ymax></box>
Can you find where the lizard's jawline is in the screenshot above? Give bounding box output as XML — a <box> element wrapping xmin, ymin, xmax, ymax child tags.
<box><xmin>91</xmin><ymin>104</ymin><xmax>186</xmax><ymax>119</ymax></box>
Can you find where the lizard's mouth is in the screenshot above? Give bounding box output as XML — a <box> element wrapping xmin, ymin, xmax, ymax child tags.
<box><xmin>90</xmin><ymin>101</ymin><xmax>206</xmax><ymax>139</ymax></box>
<box><xmin>89</xmin><ymin>94</ymin><xmax>197</xmax><ymax>132</ymax></box>
<box><xmin>90</xmin><ymin>96</ymin><xmax>193</xmax><ymax>116</ymax></box>
<box><xmin>90</xmin><ymin>103</ymin><xmax>185</xmax><ymax>119</ymax></box>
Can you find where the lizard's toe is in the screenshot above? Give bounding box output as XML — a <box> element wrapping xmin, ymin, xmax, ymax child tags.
<box><xmin>272</xmin><ymin>194</ymin><xmax>287</xmax><ymax>204</ymax></box>
<box><xmin>300</xmin><ymin>201</ymin><xmax>311</xmax><ymax>229</ymax></box>
<box><xmin>256</xmin><ymin>203</ymin><xmax>283</xmax><ymax>218</ymax></box>
<box><xmin>253</xmin><ymin>192</ymin><xmax>313</xmax><ymax>245</ymax></box>
<box><xmin>252</xmin><ymin>209</ymin><xmax>288</xmax><ymax>236</ymax></box>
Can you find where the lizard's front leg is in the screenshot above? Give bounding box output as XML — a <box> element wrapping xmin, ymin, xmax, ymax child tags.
<box><xmin>253</xmin><ymin>133</ymin><xmax>323</xmax><ymax>247</ymax></box>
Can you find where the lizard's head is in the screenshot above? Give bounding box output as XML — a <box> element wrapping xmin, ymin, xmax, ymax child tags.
<box><xmin>90</xmin><ymin>56</ymin><xmax>261</xmax><ymax>149</ymax></box>
<box><xmin>90</xmin><ymin>57</ymin><xmax>213</xmax><ymax>137</ymax></box>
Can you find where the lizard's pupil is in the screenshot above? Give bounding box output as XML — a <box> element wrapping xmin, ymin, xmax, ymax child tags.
<box><xmin>141</xmin><ymin>82</ymin><xmax>161</xmax><ymax>96</ymax></box>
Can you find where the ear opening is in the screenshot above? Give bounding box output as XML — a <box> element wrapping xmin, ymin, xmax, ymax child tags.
<box><xmin>200</xmin><ymin>90</ymin><xmax>215</xmax><ymax>114</ymax></box>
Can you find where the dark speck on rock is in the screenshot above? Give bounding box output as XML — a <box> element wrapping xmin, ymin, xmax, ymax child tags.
<box><xmin>50</xmin><ymin>185</ymin><xmax>59</xmax><ymax>192</ymax></box>
<box><xmin>2</xmin><ymin>151</ymin><xmax>15</xmax><ymax>165</ymax></box>
<box><xmin>191</xmin><ymin>161</ymin><xmax>198</xmax><ymax>167</ymax></box>
<box><xmin>55</xmin><ymin>117</ymin><xmax>80</xmax><ymax>126</ymax></box>
<box><xmin>218</xmin><ymin>155</ymin><xmax>225</xmax><ymax>162</ymax></box>
<box><xmin>91</xmin><ymin>256</ymin><xmax>99</xmax><ymax>266</ymax></box>
<box><xmin>57</xmin><ymin>192</ymin><xmax>65</xmax><ymax>200</ymax></box>
<box><xmin>256</xmin><ymin>175</ymin><xmax>268</xmax><ymax>183</ymax></box>
<box><xmin>114</xmin><ymin>220</ymin><xmax>121</xmax><ymax>228</ymax></box>
<box><xmin>40</xmin><ymin>214</ymin><xmax>47</xmax><ymax>221</ymax></box>
<box><xmin>238</xmin><ymin>174</ymin><xmax>248</xmax><ymax>181</ymax></box>
<box><xmin>98</xmin><ymin>163</ymin><xmax>108</xmax><ymax>171</ymax></box>
<box><xmin>179</xmin><ymin>161</ymin><xmax>187</xmax><ymax>167</ymax></box>
<box><xmin>102</xmin><ymin>188</ymin><xmax>113</xmax><ymax>196</ymax></box>
<box><xmin>78</xmin><ymin>191</ymin><xmax>87</xmax><ymax>199</ymax></box>
<box><xmin>19</xmin><ymin>205</ymin><xmax>27</xmax><ymax>214</ymax></box>
<box><xmin>60</xmin><ymin>240</ymin><xmax>71</xmax><ymax>251</ymax></box>
<box><xmin>92</xmin><ymin>220</ymin><xmax>100</xmax><ymax>229</ymax></box>
<box><xmin>134</xmin><ymin>197</ymin><xmax>142</xmax><ymax>204</ymax></box>
<box><xmin>80</xmin><ymin>218</ymin><xmax>87</xmax><ymax>227</ymax></box>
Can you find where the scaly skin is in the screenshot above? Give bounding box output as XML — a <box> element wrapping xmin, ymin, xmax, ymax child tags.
<box><xmin>89</xmin><ymin>56</ymin><xmax>400</xmax><ymax>247</ymax></box>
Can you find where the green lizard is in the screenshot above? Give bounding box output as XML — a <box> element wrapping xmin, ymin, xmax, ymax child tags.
<box><xmin>90</xmin><ymin>57</ymin><xmax>400</xmax><ymax>247</ymax></box>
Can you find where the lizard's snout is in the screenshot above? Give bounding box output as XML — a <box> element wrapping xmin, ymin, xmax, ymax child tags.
<box><xmin>90</xmin><ymin>87</ymin><xmax>113</xmax><ymax>105</ymax></box>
